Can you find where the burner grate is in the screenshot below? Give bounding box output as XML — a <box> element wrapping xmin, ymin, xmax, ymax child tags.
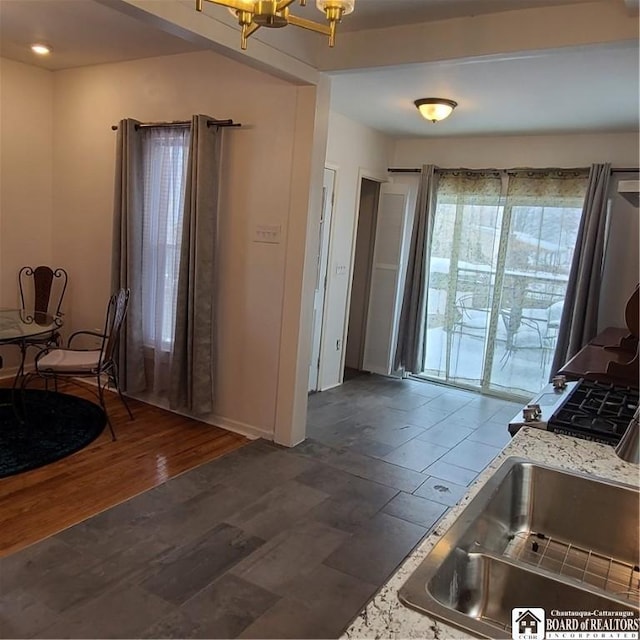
<box><xmin>548</xmin><ymin>379</ymin><xmax>639</xmax><ymax>443</ymax></box>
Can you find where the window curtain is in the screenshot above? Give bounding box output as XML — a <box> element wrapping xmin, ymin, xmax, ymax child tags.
<box><xmin>421</xmin><ymin>169</ymin><xmax>504</xmax><ymax>385</ymax></box>
<box><xmin>394</xmin><ymin>164</ymin><xmax>437</xmax><ymax>373</ymax></box>
<box><xmin>505</xmin><ymin>170</ymin><xmax>589</xmax><ymax>207</ymax></box>
<box><xmin>111</xmin><ymin>118</ymin><xmax>146</xmax><ymax>394</ymax></box>
<box><xmin>112</xmin><ymin>120</ymin><xmax>189</xmax><ymax>395</ymax></box>
<box><xmin>140</xmin><ymin>126</ymin><xmax>190</xmax><ymax>391</ymax></box>
<box><xmin>169</xmin><ymin>115</ymin><xmax>223</xmax><ymax>415</ymax></box>
<box><xmin>551</xmin><ymin>163</ymin><xmax>611</xmax><ymax>375</ymax></box>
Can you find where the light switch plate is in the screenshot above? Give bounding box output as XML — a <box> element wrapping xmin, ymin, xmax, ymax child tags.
<box><xmin>253</xmin><ymin>224</ymin><xmax>282</xmax><ymax>244</ymax></box>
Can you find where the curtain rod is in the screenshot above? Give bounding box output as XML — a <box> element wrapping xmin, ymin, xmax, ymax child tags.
<box><xmin>388</xmin><ymin>166</ymin><xmax>639</xmax><ymax>174</ymax></box>
<box><xmin>111</xmin><ymin>119</ymin><xmax>241</xmax><ymax>131</ymax></box>
<box><xmin>389</xmin><ymin>167</ymin><xmax>589</xmax><ymax>173</ymax></box>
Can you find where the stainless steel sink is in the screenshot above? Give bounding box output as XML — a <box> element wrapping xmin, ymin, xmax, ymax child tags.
<box><xmin>399</xmin><ymin>458</ymin><xmax>640</xmax><ymax>638</ymax></box>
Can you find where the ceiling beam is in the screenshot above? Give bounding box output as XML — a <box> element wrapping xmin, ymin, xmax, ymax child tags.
<box><xmin>315</xmin><ymin>1</ymin><xmax>639</xmax><ymax>72</ymax></box>
<box><xmin>98</xmin><ymin>0</ymin><xmax>321</xmax><ymax>84</ymax></box>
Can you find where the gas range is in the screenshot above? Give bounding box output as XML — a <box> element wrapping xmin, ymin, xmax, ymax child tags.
<box><xmin>508</xmin><ymin>378</ymin><xmax>639</xmax><ymax>445</ymax></box>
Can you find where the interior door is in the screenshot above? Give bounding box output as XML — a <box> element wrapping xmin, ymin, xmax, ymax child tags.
<box><xmin>345</xmin><ymin>178</ymin><xmax>380</xmax><ymax>371</ymax></box>
<box><xmin>308</xmin><ymin>167</ymin><xmax>336</xmax><ymax>392</ymax></box>
<box><xmin>362</xmin><ymin>183</ymin><xmax>409</xmax><ymax>376</ymax></box>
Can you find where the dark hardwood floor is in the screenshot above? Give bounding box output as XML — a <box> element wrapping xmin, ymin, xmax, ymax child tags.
<box><xmin>0</xmin><ymin>379</ymin><xmax>248</xmax><ymax>557</ymax></box>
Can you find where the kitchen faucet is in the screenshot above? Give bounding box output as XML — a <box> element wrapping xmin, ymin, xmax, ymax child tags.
<box><xmin>614</xmin><ymin>406</ymin><xmax>639</xmax><ymax>464</ymax></box>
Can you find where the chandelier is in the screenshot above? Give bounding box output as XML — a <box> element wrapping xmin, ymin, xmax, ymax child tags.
<box><xmin>195</xmin><ymin>0</ymin><xmax>356</xmax><ymax>50</ymax></box>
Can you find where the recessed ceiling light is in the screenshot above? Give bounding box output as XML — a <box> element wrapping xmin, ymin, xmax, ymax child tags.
<box><xmin>31</xmin><ymin>44</ymin><xmax>51</xmax><ymax>55</ymax></box>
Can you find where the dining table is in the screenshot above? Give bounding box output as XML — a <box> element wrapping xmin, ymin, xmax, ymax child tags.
<box><xmin>0</xmin><ymin>308</ymin><xmax>61</xmax><ymax>385</ymax></box>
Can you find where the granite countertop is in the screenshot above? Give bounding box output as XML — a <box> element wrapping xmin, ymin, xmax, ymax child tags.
<box><xmin>343</xmin><ymin>427</ymin><xmax>640</xmax><ymax>640</ymax></box>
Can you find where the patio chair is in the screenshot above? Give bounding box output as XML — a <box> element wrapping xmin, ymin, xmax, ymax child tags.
<box><xmin>22</xmin><ymin>288</ymin><xmax>133</xmax><ymax>441</ymax></box>
<box><xmin>451</xmin><ymin>293</ymin><xmax>490</xmax><ymax>339</ymax></box>
<box><xmin>498</xmin><ymin>293</ymin><xmax>563</xmax><ymax>368</ymax></box>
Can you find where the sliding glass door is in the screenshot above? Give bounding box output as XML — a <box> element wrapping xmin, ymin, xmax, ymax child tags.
<box><xmin>422</xmin><ymin>170</ymin><xmax>587</xmax><ymax>398</ymax></box>
<box><xmin>424</xmin><ymin>172</ymin><xmax>504</xmax><ymax>389</ymax></box>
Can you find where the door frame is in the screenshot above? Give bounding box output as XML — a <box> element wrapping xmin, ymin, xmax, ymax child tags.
<box><xmin>309</xmin><ymin>163</ymin><xmax>339</xmax><ymax>392</ymax></box>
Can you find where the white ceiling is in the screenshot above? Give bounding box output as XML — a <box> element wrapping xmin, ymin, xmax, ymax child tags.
<box><xmin>329</xmin><ymin>42</ymin><xmax>640</xmax><ymax>137</ymax></box>
<box><xmin>0</xmin><ymin>0</ymin><xmax>202</xmax><ymax>70</ymax></box>
<box><xmin>338</xmin><ymin>0</ymin><xmax>594</xmax><ymax>31</ymax></box>
<box><xmin>0</xmin><ymin>0</ymin><xmax>638</xmax><ymax>138</ymax></box>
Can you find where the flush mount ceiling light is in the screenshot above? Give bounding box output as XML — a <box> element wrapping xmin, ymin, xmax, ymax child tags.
<box><xmin>195</xmin><ymin>0</ymin><xmax>355</xmax><ymax>50</ymax></box>
<box><xmin>31</xmin><ymin>43</ymin><xmax>51</xmax><ymax>55</ymax></box>
<box><xmin>414</xmin><ymin>98</ymin><xmax>458</xmax><ymax>123</ymax></box>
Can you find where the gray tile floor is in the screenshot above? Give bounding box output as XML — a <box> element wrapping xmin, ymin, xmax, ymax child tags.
<box><xmin>0</xmin><ymin>374</ymin><xmax>522</xmax><ymax>639</ymax></box>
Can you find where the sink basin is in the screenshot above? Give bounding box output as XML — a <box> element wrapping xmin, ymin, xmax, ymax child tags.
<box><xmin>399</xmin><ymin>458</ymin><xmax>640</xmax><ymax>638</ymax></box>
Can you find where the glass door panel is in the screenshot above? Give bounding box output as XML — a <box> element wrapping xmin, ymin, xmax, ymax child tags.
<box><xmin>424</xmin><ymin>201</ymin><xmax>502</xmax><ymax>389</ymax></box>
<box><xmin>488</xmin><ymin>204</ymin><xmax>582</xmax><ymax>395</ymax></box>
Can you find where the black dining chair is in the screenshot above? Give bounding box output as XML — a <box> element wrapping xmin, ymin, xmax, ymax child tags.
<box><xmin>5</xmin><ymin>266</ymin><xmax>69</xmax><ymax>386</ymax></box>
<box><xmin>18</xmin><ymin>265</ymin><xmax>68</xmax><ymax>348</ymax></box>
<box><xmin>22</xmin><ymin>288</ymin><xmax>133</xmax><ymax>441</ymax></box>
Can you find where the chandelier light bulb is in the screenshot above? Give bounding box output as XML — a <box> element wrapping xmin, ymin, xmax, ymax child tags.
<box><xmin>316</xmin><ymin>0</ymin><xmax>355</xmax><ymax>16</ymax></box>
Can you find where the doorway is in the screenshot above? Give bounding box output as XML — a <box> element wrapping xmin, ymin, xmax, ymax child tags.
<box><xmin>344</xmin><ymin>178</ymin><xmax>380</xmax><ymax>378</ymax></box>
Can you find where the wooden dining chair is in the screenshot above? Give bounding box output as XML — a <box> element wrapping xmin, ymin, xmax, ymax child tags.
<box><xmin>22</xmin><ymin>288</ymin><xmax>133</xmax><ymax>441</ymax></box>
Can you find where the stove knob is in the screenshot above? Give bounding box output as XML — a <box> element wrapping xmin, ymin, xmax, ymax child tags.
<box><xmin>552</xmin><ymin>375</ymin><xmax>567</xmax><ymax>390</ymax></box>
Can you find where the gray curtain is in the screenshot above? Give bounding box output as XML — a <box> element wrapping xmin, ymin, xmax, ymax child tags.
<box><xmin>551</xmin><ymin>163</ymin><xmax>611</xmax><ymax>375</ymax></box>
<box><xmin>111</xmin><ymin>118</ymin><xmax>147</xmax><ymax>393</ymax></box>
<box><xmin>169</xmin><ymin>115</ymin><xmax>222</xmax><ymax>414</ymax></box>
<box><xmin>394</xmin><ymin>165</ymin><xmax>438</xmax><ymax>373</ymax></box>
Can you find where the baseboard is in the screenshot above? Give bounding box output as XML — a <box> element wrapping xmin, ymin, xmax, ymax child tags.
<box><xmin>318</xmin><ymin>380</ymin><xmax>342</xmax><ymax>392</ymax></box>
<box><xmin>127</xmin><ymin>390</ymin><xmax>272</xmax><ymax>442</ymax></box>
<box><xmin>210</xmin><ymin>415</ymin><xmax>272</xmax><ymax>441</ymax></box>
<box><xmin>0</xmin><ymin>370</ymin><xmax>274</xmax><ymax>442</ymax></box>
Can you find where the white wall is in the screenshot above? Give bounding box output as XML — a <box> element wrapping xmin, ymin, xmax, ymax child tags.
<box><xmin>320</xmin><ymin>111</ymin><xmax>393</xmax><ymax>389</ymax></box>
<box><xmin>393</xmin><ymin>132</ymin><xmax>640</xmax><ymax>169</ymax></box>
<box><xmin>274</xmin><ymin>79</ymin><xmax>331</xmax><ymax>446</ymax></box>
<box><xmin>0</xmin><ymin>59</ymin><xmax>54</xmax><ymax>368</ymax></box>
<box><xmin>0</xmin><ymin>50</ymin><xmax>323</xmax><ymax>443</ymax></box>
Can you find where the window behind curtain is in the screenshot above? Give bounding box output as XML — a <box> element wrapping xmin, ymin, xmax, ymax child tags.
<box><xmin>422</xmin><ymin>169</ymin><xmax>587</xmax><ymax>397</ymax></box>
<box><xmin>140</xmin><ymin>127</ymin><xmax>190</xmax><ymax>351</ymax></box>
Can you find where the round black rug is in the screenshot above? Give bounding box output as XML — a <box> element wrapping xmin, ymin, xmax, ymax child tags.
<box><xmin>0</xmin><ymin>389</ymin><xmax>107</xmax><ymax>478</ymax></box>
